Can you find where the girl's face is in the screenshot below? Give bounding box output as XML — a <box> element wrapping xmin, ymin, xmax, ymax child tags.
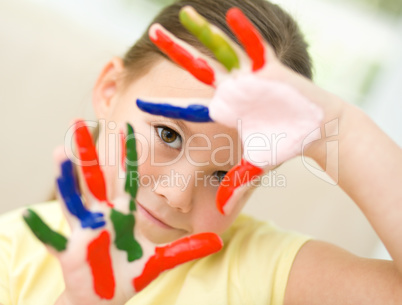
<box><xmin>95</xmin><ymin>58</ymin><xmax>248</xmax><ymax>244</ymax></box>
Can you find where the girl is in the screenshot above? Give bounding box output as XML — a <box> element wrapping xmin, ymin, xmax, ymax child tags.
<box><xmin>1</xmin><ymin>0</ymin><xmax>401</xmax><ymax>304</ymax></box>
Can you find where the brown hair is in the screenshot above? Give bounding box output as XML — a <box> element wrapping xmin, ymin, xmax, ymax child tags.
<box><xmin>123</xmin><ymin>0</ymin><xmax>312</xmax><ymax>81</ymax></box>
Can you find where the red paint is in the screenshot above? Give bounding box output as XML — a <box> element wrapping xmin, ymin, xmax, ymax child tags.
<box><xmin>87</xmin><ymin>230</ymin><xmax>115</xmax><ymax>299</ymax></box>
<box><xmin>74</xmin><ymin>120</ymin><xmax>113</xmax><ymax>207</ymax></box>
<box><xmin>133</xmin><ymin>233</ymin><xmax>222</xmax><ymax>291</ymax></box>
<box><xmin>151</xmin><ymin>29</ymin><xmax>215</xmax><ymax>86</ymax></box>
<box><xmin>226</xmin><ymin>8</ymin><xmax>265</xmax><ymax>71</ymax></box>
<box><xmin>216</xmin><ymin>158</ymin><xmax>264</xmax><ymax>214</ymax></box>
<box><xmin>120</xmin><ymin>129</ymin><xmax>126</xmax><ymax>172</ymax></box>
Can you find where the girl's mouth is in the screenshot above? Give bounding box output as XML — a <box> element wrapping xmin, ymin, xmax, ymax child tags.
<box><xmin>136</xmin><ymin>201</ymin><xmax>175</xmax><ymax>230</ymax></box>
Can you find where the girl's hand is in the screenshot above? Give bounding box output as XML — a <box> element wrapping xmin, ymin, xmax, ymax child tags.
<box><xmin>22</xmin><ymin>120</ymin><xmax>222</xmax><ymax>305</ymax></box>
<box><xmin>137</xmin><ymin>6</ymin><xmax>326</xmax><ymax>214</ymax></box>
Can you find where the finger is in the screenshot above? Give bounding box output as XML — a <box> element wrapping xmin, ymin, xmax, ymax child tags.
<box><xmin>87</xmin><ymin>230</ymin><xmax>115</xmax><ymax>300</ymax></box>
<box><xmin>74</xmin><ymin>120</ymin><xmax>113</xmax><ymax>208</ymax></box>
<box><xmin>179</xmin><ymin>6</ymin><xmax>244</xmax><ymax>72</ymax></box>
<box><xmin>136</xmin><ymin>98</ymin><xmax>212</xmax><ymax>122</ymax></box>
<box><xmin>226</xmin><ymin>8</ymin><xmax>266</xmax><ymax>72</ymax></box>
<box><xmin>110</xmin><ymin>209</ymin><xmax>142</xmax><ymax>262</ymax></box>
<box><xmin>53</xmin><ymin>145</ymin><xmax>77</xmax><ymax>229</ymax></box>
<box><xmin>124</xmin><ymin>123</ymin><xmax>139</xmax><ymax>212</ymax></box>
<box><xmin>23</xmin><ymin>209</ymin><xmax>68</xmax><ymax>252</ymax></box>
<box><xmin>57</xmin><ymin>159</ymin><xmax>106</xmax><ymax>229</ymax></box>
<box><xmin>53</xmin><ymin>145</ymin><xmax>68</xmax><ymax>174</ymax></box>
<box><xmin>133</xmin><ymin>232</ymin><xmax>222</xmax><ymax>291</ymax></box>
<box><xmin>216</xmin><ymin>158</ymin><xmax>263</xmax><ymax>215</ymax></box>
<box><xmin>149</xmin><ymin>23</ymin><xmax>223</xmax><ymax>86</ymax></box>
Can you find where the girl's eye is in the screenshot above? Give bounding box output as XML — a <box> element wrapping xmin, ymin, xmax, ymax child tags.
<box><xmin>213</xmin><ymin>171</ymin><xmax>228</xmax><ymax>184</ymax></box>
<box><xmin>156</xmin><ymin>126</ymin><xmax>182</xmax><ymax>149</ymax></box>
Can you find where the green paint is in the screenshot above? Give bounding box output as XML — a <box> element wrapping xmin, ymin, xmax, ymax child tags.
<box><xmin>130</xmin><ymin>198</ymin><xmax>137</xmax><ymax>212</ymax></box>
<box><xmin>23</xmin><ymin>209</ymin><xmax>67</xmax><ymax>252</ymax></box>
<box><xmin>110</xmin><ymin>209</ymin><xmax>142</xmax><ymax>262</ymax></box>
<box><xmin>125</xmin><ymin>123</ymin><xmax>139</xmax><ymax>211</ymax></box>
<box><xmin>179</xmin><ymin>8</ymin><xmax>240</xmax><ymax>71</ymax></box>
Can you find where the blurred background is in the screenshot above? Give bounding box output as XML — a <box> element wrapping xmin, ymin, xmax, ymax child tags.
<box><xmin>1</xmin><ymin>0</ymin><xmax>401</xmax><ymax>259</ymax></box>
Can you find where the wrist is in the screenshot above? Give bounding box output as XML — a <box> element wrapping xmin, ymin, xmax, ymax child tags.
<box><xmin>302</xmin><ymin>92</ymin><xmax>347</xmax><ymax>168</ymax></box>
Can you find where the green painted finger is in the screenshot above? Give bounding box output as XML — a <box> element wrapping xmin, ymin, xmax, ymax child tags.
<box><xmin>110</xmin><ymin>209</ymin><xmax>143</xmax><ymax>262</ymax></box>
<box><xmin>179</xmin><ymin>6</ymin><xmax>240</xmax><ymax>71</ymax></box>
<box><xmin>124</xmin><ymin>123</ymin><xmax>139</xmax><ymax>211</ymax></box>
<box><xmin>23</xmin><ymin>209</ymin><xmax>67</xmax><ymax>252</ymax></box>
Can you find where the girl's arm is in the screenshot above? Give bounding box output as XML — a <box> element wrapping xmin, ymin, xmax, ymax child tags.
<box><xmin>284</xmin><ymin>98</ymin><xmax>402</xmax><ymax>305</ymax></box>
<box><xmin>307</xmin><ymin>99</ymin><xmax>402</xmax><ymax>272</ymax></box>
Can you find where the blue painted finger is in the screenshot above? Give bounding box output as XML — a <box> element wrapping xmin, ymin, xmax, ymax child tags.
<box><xmin>57</xmin><ymin>160</ymin><xmax>106</xmax><ymax>229</ymax></box>
<box><xmin>137</xmin><ymin>99</ymin><xmax>213</xmax><ymax>123</ymax></box>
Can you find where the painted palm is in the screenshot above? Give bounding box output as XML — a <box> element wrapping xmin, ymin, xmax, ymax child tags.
<box><xmin>23</xmin><ymin>120</ymin><xmax>222</xmax><ymax>304</ymax></box>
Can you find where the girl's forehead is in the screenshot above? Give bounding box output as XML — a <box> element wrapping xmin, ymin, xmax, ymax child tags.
<box><xmin>128</xmin><ymin>59</ymin><xmax>215</xmax><ymax>100</ymax></box>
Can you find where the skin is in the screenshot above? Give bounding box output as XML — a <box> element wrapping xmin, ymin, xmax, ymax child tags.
<box><xmin>92</xmin><ymin>58</ymin><xmax>246</xmax><ymax>245</ymax></box>
<box><xmin>141</xmin><ymin>7</ymin><xmax>402</xmax><ymax>304</ymax></box>
<box><xmin>54</xmin><ymin>6</ymin><xmax>402</xmax><ymax>304</ymax></box>
<box><xmin>49</xmin><ymin>111</ymin><xmax>225</xmax><ymax>305</ymax></box>
<box><xmin>50</xmin><ymin>55</ymin><xmax>249</xmax><ymax>305</ymax></box>
<box><xmin>148</xmin><ymin>7</ymin><xmax>324</xmax><ymax>215</ymax></box>
<box><xmin>284</xmin><ymin>99</ymin><xmax>402</xmax><ymax>305</ymax></box>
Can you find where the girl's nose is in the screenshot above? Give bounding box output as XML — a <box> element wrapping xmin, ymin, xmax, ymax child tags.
<box><xmin>152</xmin><ymin>170</ymin><xmax>197</xmax><ymax>213</ymax></box>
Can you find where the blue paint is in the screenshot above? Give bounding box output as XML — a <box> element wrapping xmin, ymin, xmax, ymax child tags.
<box><xmin>57</xmin><ymin>160</ymin><xmax>105</xmax><ymax>229</ymax></box>
<box><xmin>137</xmin><ymin>99</ymin><xmax>213</xmax><ymax>122</ymax></box>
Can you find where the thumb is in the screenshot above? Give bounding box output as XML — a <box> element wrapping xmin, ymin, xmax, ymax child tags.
<box><xmin>133</xmin><ymin>233</ymin><xmax>222</xmax><ymax>291</ymax></box>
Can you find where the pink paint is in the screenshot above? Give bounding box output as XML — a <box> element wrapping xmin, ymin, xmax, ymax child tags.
<box><xmin>209</xmin><ymin>75</ymin><xmax>323</xmax><ymax>167</ymax></box>
<box><xmin>87</xmin><ymin>230</ymin><xmax>115</xmax><ymax>299</ymax></box>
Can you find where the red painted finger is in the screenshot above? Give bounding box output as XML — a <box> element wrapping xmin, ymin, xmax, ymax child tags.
<box><xmin>74</xmin><ymin>120</ymin><xmax>113</xmax><ymax>207</ymax></box>
<box><xmin>133</xmin><ymin>233</ymin><xmax>222</xmax><ymax>291</ymax></box>
<box><xmin>216</xmin><ymin>159</ymin><xmax>264</xmax><ymax>214</ymax></box>
<box><xmin>226</xmin><ymin>8</ymin><xmax>266</xmax><ymax>71</ymax></box>
<box><xmin>149</xmin><ymin>25</ymin><xmax>216</xmax><ymax>86</ymax></box>
<box><xmin>87</xmin><ymin>230</ymin><xmax>115</xmax><ymax>299</ymax></box>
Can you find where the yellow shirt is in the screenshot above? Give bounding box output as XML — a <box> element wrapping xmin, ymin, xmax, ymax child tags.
<box><xmin>0</xmin><ymin>201</ymin><xmax>310</xmax><ymax>305</ymax></box>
